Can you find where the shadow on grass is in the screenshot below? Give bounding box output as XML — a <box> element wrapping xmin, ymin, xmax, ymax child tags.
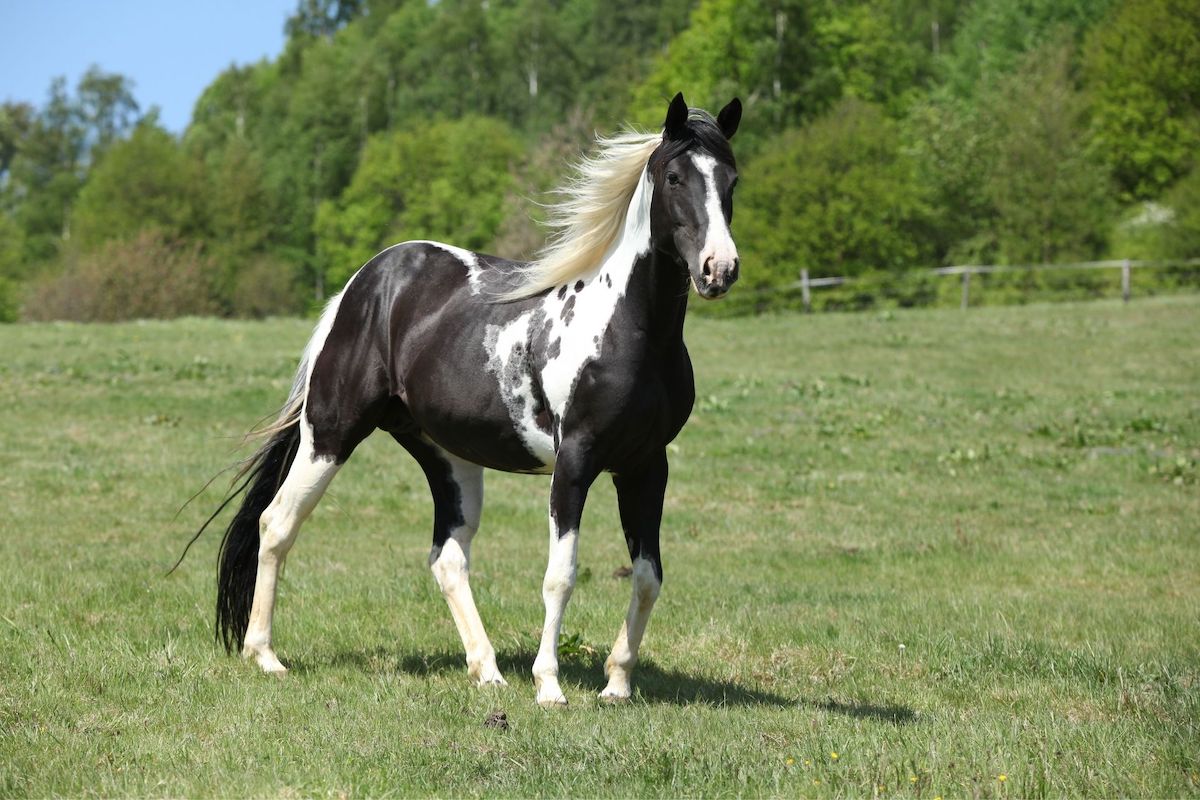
<box><xmin>295</xmin><ymin>646</ymin><xmax>916</xmax><ymax>721</ymax></box>
<box><xmin>804</xmin><ymin>697</ymin><xmax>916</xmax><ymax>725</ymax></box>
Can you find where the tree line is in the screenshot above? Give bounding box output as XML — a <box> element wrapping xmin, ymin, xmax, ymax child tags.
<box><xmin>1</xmin><ymin>0</ymin><xmax>1197</xmax><ymax>321</ymax></box>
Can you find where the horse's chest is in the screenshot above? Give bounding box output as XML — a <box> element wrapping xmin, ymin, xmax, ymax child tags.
<box><xmin>483</xmin><ymin>282</ymin><xmax>630</xmax><ymax>468</ymax></box>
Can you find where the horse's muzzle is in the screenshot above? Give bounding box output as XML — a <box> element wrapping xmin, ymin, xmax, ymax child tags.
<box><xmin>697</xmin><ymin>257</ymin><xmax>739</xmax><ymax>299</ymax></box>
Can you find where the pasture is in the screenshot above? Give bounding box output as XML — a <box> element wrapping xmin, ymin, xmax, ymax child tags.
<box><xmin>1</xmin><ymin>296</ymin><xmax>1197</xmax><ymax>797</ymax></box>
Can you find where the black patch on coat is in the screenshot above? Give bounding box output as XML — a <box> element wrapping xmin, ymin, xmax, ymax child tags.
<box><xmin>560</xmin><ymin>294</ymin><xmax>576</xmax><ymax>325</ymax></box>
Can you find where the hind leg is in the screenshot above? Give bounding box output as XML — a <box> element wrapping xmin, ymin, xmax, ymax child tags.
<box><xmin>243</xmin><ymin>429</ymin><xmax>340</xmax><ymax>673</ymax></box>
<box><xmin>398</xmin><ymin>435</ymin><xmax>505</xmax><ymax>686</ymax></box>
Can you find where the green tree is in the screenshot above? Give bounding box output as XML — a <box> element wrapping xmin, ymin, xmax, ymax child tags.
<box><xmin>804</xmin><ymin>0</ymin><xmax>929</xmax><ymax>114</ymax></box>
<box><xmin>737</xmin><ymin>99</ymin><xmax>933</xmax><ymax>285</ymax></box>
<box><xmin>982</xmin><ymin>43</ymin><xmax>1114</xmax><ymax>264</ymax></box>
<box><xmin>630</xmin><ymin>0</ymin><xmax>813</xmax><ymax>134</ymax></box>
<box><xmin>902</xmin><ymin>93</ymin><xmax>994</xmax><ymax>264</ymax></box>
<box><xmin>76</xmin><ymin>66</ymin><xmax>140</xmax><ymax>157</ymax></box>
<box><xmin>315</xmin><ymin>116</ymin><xmax>521</xmax><ymax>288</ymax></box>
<box><xmin>1083</xmin><ymin>0</ymin><xmax>1200</xmax><ymax>200</ymax></box>
<box><xmin>1160</xmin><ymin>166</ymin><xmax>1200</xmax><ymax>257</ymax></box>
<box><xmin>940</xmin><ymin>0</ymin><xmax>1115</xmax><ymax>98</ymax></box>
<box><xmin>7</xmin><ymin>78</ymin><xmax>87</xmax><ymax>263</ymax></box>
<box><xmin>70</xmin><ymin>116</ymin><xmax>206</xmax><ymax>249</ymax></box>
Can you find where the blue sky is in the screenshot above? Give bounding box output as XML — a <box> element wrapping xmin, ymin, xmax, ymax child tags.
<box><xmin>0</xmin><ymin>0</ymin><xmax>297</xmax><ymax>133</ymax></box>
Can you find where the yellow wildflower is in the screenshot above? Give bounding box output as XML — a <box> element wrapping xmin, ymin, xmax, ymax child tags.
<box><xmin>830</xmin><ymin>751</ymin><xmax>839</xmax><ymax>760</ymax></box>
<box><xmin>999</xmin><ymin>774</ymin><xmax>1008</xmax><ymax>783</ymax></box>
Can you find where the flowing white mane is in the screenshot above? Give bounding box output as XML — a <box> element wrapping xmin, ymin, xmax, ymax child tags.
<box><xmin>498</xmin><ymin>130</ymin><xmax>661</xmax><ymax>301</ymax></box>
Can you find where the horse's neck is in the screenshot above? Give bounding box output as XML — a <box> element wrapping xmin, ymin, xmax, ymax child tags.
<box><xmin>621</xmin><ymin>249</ymin><xmax>691</xmax><ymax>352</ymax></box>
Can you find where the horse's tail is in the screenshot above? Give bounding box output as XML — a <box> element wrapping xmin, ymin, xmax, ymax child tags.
<box><xmin>211</xmin><ymin>301</ymin><xmax>340</xmax><ymax>653</ymax></box>
<box><xmin>169</xmin><ymin>291</ymin><xmax>347</xmax><ymax>653</ymax></box>
<box><xmin>214</xmin><ymin>419</ymin><xmax>302</xmax><ymax>654</ymax></box>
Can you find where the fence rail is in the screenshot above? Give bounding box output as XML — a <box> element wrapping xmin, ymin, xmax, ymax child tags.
<box><xmin>784</xmin><ymin>258</ymin><xmax>1200</xmax><ymax>311</ymax></box>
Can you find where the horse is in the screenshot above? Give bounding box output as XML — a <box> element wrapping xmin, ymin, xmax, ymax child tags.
<box><xmin>196</xmin><ymin>92</ymin><xmax>742</xmax><ymax>706</ymax></box>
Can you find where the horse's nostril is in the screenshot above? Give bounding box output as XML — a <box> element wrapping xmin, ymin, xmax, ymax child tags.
<box><xmin>702</xmin><ymin>258</ymin><xmax>713</xmax><ymax>278</ymax></box>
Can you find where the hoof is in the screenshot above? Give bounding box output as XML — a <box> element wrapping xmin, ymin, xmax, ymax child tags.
<box><xmin>534</xmin><ymin>671</ymin><xmax>568</xmax><ymax>707</ymax></box>
<box><xmin>245</xmin><ymin>646</ymin><xmax>288</xmax><ymax>675</ymax></box>
<box><xmin>598</xmin><ymin>689</ymin><xmax>631</xmax><ymax>703</ymax></box>
<box><xmin>537</xmin><ymin>694</ymin><xmax>569</xmax><ymax>708</ymax></box>
<box><xmin>477</xmin><ymin>674</ymin><xmax>509</xmax><ymax>688</ymax></box>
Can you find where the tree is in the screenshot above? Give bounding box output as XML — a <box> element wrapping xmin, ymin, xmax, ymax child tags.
<box><xmin>737</xmin><ymin>99</ymin><xmax>933</xmax><ymax>285</ymax></box>
<box><xmin>939</xmin><ymin>0</ymin><xmax>1115</xmax><ymax>98</ymax></box>
<box><xmin>630</xmin><ymin>0</ymin><xmax>814</xmax><ymax>135</ymax></box>
<box><xmin>981</xmin><ymin>43</ymin><xmax>1113</xmax><ymax>264</ymax></box>
<box><xmin>76</xmin><ymin>66</ymin><xmax>140</xmax><ymax>157</ymax></box>
<box><xmin>1084</xmin><ymin>0</ymin><xmax>1200</xmax><ymax>200</ymax></box>
<box><xmin>70</xmin><ymin>116</ymin><xmax>206</xmax><ymax>249</ymax></box>
<box><xmin>1160</xmin><ymin>166</ymin><xmax>1200</xmax><ymax>258</ymax></box>
<box><xmin>315</xmin><ymin>116</ymin><xmax>522</xmax><ymax>288</ymax></box>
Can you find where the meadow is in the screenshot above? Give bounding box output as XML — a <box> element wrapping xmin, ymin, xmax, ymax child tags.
<box><xmin>0</xmin><ymin>296</ymin><xmax>1197</xmax><ymax>797</ymax></box>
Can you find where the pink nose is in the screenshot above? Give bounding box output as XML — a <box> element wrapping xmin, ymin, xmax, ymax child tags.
<box><xmin>702</xmin><ymin>256</ymin><xmax>740</xmax><ymax>292</ymax></box>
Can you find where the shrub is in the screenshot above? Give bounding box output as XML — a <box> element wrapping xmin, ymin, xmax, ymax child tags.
<box><xmin>23</xmin><ymin>230</ymin><xmax>219</xmax><ymax>321</ymax></box>
<box><xmin>229</xmin><ymin>255</ymin><xmax>307</xmax><ymax>319</ymax></box>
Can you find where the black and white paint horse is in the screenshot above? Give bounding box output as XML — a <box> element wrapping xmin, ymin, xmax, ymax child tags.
<box><xmin>203</xmin><ymin>93</ymin><xmax>741</xmax><ymax>706</ymax></box>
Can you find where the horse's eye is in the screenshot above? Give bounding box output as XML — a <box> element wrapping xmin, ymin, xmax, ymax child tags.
<box><xmin>666</xmin><ymin>172</ymin><xmax>680</xmax><ymax>186</ymax></box>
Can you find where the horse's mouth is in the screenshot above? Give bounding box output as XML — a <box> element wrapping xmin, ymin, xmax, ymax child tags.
<box><xmin>692</xmin><ymin>277</ymin><xmax>731</xmax><ymax>300</ymax></box>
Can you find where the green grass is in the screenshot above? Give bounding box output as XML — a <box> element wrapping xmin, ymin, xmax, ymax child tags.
<box><xmin>1</xmin><ymin>296</ymin><xmax>1198</xmax><ymax>797</ymax></box>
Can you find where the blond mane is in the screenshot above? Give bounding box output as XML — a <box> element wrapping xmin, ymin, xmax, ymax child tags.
<box><xmin>497</xmin><ymin>130</ymin><xmax>661</xmax><ymax>301</ymax></box>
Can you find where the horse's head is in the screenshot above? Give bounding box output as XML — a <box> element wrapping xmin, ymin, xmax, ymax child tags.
<box><xmin>648</xmin><ymin>93</ymin><xmax>742</xmax><ymax>300</ymax></box>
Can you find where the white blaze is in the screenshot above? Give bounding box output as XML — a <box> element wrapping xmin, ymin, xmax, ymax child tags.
<box><xmin>691</xmin><ymin>152</ymin><xmax>738</xmax><ymax>269</ymax></box>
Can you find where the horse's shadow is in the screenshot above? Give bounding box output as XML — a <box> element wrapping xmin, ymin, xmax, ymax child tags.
<box><xmin>295</xmin><ymin>646</ymin><xmax>915</xmax><ymax>723</ymax></box>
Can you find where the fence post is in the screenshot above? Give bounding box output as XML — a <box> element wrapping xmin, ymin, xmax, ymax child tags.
<box><xmin>1121</xmin><ymin>259</ymin><xmax>1131</xmax><ymax>303</ymax></box>
<box><xmin>961</xmin><ymin>269</ymin><xmax>971</xmax><ymax>309</ymax></box>
<box><xmin>800</xmin><ymin>268</ymin><xmax>812</xmax><ymax>312</ymax></box>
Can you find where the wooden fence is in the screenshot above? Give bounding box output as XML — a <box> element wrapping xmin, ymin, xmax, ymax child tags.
<box><xmin>788</xmin><ymin>258</ymin><xmax>1200</xmax><ymax>311</ymax></box>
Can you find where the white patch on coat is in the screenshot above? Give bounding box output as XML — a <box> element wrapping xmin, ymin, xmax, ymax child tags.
<box><xmin>483</xmin><ymin>169</ymin><xmax>653</xmax><ymax>467</ymax></box>
<box><xmin>691</xmin><ymin>153</ymin><xmax>738</xmax><ymax>268</ymax></box>
<box><xmin>484</xmin><ymin>311</ymin><xmax>556</xmax><ymax>468</ymax></box>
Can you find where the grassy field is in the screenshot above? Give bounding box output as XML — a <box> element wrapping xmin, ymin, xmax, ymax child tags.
<box><xmin>1</xmin><ymin>296</ymin><xmax>1197</xmax><ymax>797</ymax></box>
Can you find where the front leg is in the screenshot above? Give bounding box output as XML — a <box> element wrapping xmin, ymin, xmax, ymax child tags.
<box><xmin>601</xmin><ymin>449</ymin><xmax>667</xmax><ymax>701</ymax></box>
<box><xmin>532</xmin><ymin>443</ymin><xmax>598</xmax><ymax>707</ymax></box>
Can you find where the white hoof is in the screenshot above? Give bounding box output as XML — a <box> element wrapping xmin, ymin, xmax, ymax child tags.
<box><xmin>535</xmin><ymin>676</ymin><xmax>568</xmax><ymax>707</ymax></box>
<box><xmin>477</xmin><ymin>673</ymin><xmax>509</xmax><ymax>688</ymax></box>
<box><xmin>537</xmin><ymin>692</ymin><xmax>568</xmax><ymax>708</ymax></box>
<box><xmin>245</xmin><ymin>645</ymin><xmax>287</xmax><ymax>675</ymax></box>
<box><xmin>469</xmin><ymin>655</ymin><xmax>507</xmax><ymax>688</ymax></box>
<box><xmin>598</xmin><ymin>686</ymin><xmax>631</xmax><ymax>703</ymax></box>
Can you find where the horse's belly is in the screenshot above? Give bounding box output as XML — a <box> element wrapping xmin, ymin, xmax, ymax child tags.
<box><xmin>403</xmin><ymin>389</ymin><xmax>556</xmax><ymax>474</ymax></box>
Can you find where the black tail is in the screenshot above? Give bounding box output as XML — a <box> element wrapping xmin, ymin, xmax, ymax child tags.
<box><xmin>215</xmin><ymin>421</ymin><xmax>302</xmax><ymax>654</ymax></box>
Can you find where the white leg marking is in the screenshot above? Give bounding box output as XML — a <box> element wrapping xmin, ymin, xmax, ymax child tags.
<box><xmin>428</xmin><ymin>455</ymin><xmax>506</xmax><ymax>686</ymax></box>
<box><xmin>243</xmin><ymin>429</ymin><xmax>339</xmax><ymax>674</ymax></box>
<box><xmin>532</xmin><ymin>524</ymin><xmax>579</xmax><ymax>707</ymax></box>
<box><xmin>600</xmin><ymin>557</ymin><xmax>661</xmax><ymax>701</ymax></box>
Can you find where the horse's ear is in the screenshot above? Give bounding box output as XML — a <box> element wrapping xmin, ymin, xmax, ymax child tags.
<box><xmin>718</xmin><ymin>98</ymin><xmax>742</xmax><ymax>140</ymax></box>
<box><xmin>663</xmin><ymin>92</ymin><xmax>688</xmax><ymax>140</ymax></box>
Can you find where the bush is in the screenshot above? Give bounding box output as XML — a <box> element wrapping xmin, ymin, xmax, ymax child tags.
<box><xmin>23</xmin><ymin>231</ymin><xmax>219</xmax><ymax>321</ymax></box>
<box><xmin>0</xmin><ymin>277</ymin><xmax>21</xmax><ymax>323</ymax></box>
<box><xmin>229</xmin><ymin>255</ymin><xmax>307</xmax><ymax>318</ymax></box>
